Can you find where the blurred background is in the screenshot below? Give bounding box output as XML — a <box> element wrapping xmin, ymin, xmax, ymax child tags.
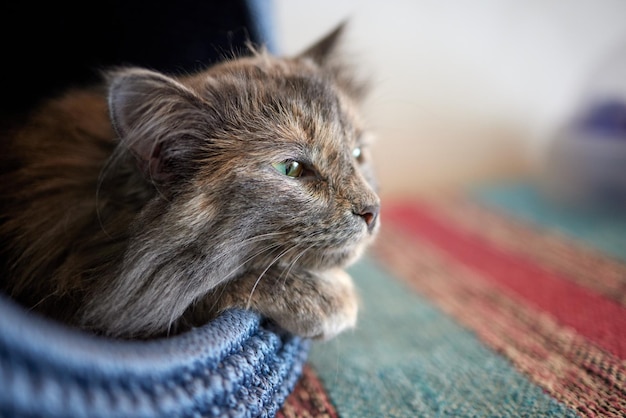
<box><xmin>2</xmin><ymin>0</ymin><xmax>625</xmax><ymax>206</ymax></box>
<box><xmin>274</xmin><ymin>0</ymin><xmax>626</xmax><ymax>203</ymax></box>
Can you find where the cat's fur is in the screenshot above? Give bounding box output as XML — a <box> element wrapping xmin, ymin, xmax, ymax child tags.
<box><xmin>0</xmin><ymin>24</ymin><xmax>380</xmax><ymax>340</ymax></box>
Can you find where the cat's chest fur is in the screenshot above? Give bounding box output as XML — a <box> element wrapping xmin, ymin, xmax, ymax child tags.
<box><xmin>0</xmin><ymin>24</ymin><xmax>380</xmax><ymax>340</ymax></box>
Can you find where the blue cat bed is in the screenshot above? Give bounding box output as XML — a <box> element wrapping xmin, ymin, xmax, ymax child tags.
<box><xmin>0</xmin><ymin>295</ymin><xmax>309</xmax><ymax>417</ymax></box>
<box><xmin>0</xmin><ymin>1</ymin><xmax>307</xmax><ymax>416</ymax></box>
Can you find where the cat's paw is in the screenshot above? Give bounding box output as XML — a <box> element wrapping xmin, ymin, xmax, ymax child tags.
<box><xmin>202</xmin><ymin>267</ymin><xmax>359</xmax><ymax>341</ymax></box>
<box><xmin>273</xmin><ymin>268</ymin><xmax>359</xmax><ymax>341</ymax></box>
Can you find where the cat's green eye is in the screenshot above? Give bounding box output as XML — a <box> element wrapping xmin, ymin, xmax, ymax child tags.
<box><xmin>272</xmin><ymin>160</ymin><xmax>304</xmax><ymax>177</ymax></box>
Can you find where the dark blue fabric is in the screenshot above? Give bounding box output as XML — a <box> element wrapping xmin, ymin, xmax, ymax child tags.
<box><xmin>0</xmin><ymin>2</ymin><xmax>307</xmax><ymax>416</ymax></box>
<box><xmin>579</xmin><ymin>99</ymin><xmax>626</xmax><ymax>139</ymax></box>
<box><xmin>0</xmin><ymin>0</ymin><xmax>276</xmax><ymax>118</ymax></box>
<box><xmin>0</xmin><ymin>295</ymin><xmax>309</xmax><ymax>417</ymax></box>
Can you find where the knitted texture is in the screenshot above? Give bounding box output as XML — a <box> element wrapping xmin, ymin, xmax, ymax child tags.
<box><xmin>0</xmin><ymin>298</ymin><xmax>309</xmax><ymax>418</ymax></box>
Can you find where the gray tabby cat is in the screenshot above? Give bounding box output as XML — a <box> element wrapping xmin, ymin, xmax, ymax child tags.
<box><xmin>0</xmin><ymin>24</ymin><xmax>380</xmax><ymax>340</ymax></box>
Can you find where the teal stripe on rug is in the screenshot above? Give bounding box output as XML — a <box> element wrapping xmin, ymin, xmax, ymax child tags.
<box><xmin>473</xmin><ymin>183</ymin><xmax>626</xmax><ymax>263</ymax></box>
<box><xmin>308</xmin><ymin>257</ymin><xmax>578</xmax><ymax>418</ymax></box>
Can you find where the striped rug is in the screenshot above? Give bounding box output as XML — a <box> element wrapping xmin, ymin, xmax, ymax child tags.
<box><xmin>278</xmin><ymin>184</ymin><xmax>626</xmax><ymax>417</ymax></box>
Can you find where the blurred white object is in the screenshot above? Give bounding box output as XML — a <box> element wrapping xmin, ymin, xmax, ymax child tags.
<box><xmin>545</xmin><ymin>44</ymin><xmax>626</xmax><ymax>209</ymax></box>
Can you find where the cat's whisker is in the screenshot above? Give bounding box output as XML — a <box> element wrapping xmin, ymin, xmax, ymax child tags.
<box><xmin>237</xmin><ymin>231</ymin><xmax>290</xmax><ymax>245</ymax></box>
<box><xmin>201</xmin><ymin>241</ymin><xmax>287</xmax><ymax>316</ymax></box>
<box><xmin>214</xmin><ymin>241</ymin><xmax>283</xmax><ymax>285</ymax></box>
<box><xmin>203</xmin><ymin>235</ymin><xmax>297</xmax><ymax>313</ymax></box>
<box><xmin>279</xmin><ymin>244</ymin><xmax>313</xmax><ymax>286</ymax></box>
<box><xmin>209</xmin><ymin>232</ymin><xmax>289</xmax><ymax>265</ymax></box>
<box><xmin>205</xmin><ymin>232</ymin><xmax>297</xmax><ymax>286</ymax></box>
<box><xmin>28</xmin><ymin>291</ymin><xmax>60</xmax><ymax>312</ymax></box>
<box><xmin>245</xmin><ymin>245</ymin><xmax>299</xmax><ymax>309</ymax></box>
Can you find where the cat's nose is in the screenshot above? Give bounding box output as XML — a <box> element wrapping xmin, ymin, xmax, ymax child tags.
<box><xmin>354</xmin><ymin>203</ymin><xmax>380</xmax><ymax>231</ymax></box>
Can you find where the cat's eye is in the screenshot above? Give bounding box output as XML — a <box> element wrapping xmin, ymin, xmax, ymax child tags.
<box><xmin>272</xmin><ymin>160</ymin><xmax>304</xmax><ymax>177</ymax></box>
<box><xmin>353</xmin><ymin>147</ymin><xmax>364</xmax><ymax>163</ymax></box>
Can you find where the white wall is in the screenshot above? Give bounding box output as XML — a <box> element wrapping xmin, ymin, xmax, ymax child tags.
<box><xmin>273</xmin><ymin>0</ymin><xmax>626</xmax><ymax>197</ymax></box>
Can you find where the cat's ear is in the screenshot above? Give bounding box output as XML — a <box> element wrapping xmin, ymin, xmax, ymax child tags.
<box><xmin>298</xmin><ymin>21</ymin><xmax>367</xmax><ymax>100</ymax></box>
<box><xmin>107</xmin><ymin>68</ymin><xmax>207</xmax><ymax>184</ymax></box>
<box><xmin>299</xmin><ymin>21</ymin><xmax>346</xmax><ymax>66</ymax></box>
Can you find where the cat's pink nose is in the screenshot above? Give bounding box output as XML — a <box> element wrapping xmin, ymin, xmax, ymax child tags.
<box><xmin>355</xmin><ymin>204</ymin><xmax>380</xmax><ymax>231</ymax></box>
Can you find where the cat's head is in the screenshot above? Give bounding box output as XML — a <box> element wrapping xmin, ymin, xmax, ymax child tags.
<box><xmin>107</xmin><ymin>23</ymin><xmax>380</xmax><ymax>273</ymax></box>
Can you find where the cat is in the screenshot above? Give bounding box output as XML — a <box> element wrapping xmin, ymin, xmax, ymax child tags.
<box><xmin>0</xmin><ymin>24</ymin><xmax>380</xmax><ymax>340</ymax></box>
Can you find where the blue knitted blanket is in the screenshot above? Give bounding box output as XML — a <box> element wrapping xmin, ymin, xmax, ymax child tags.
<box><xmin>0</xmin><ymin>295</ymin><xmax>309</xmax><ymax>417</ymax></box>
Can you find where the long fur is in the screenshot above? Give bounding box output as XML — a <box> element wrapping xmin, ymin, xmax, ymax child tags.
<box><xmin>0</xmin><ymin>24</ymin><xmax>380</xmax><ymax>339</ymax></box>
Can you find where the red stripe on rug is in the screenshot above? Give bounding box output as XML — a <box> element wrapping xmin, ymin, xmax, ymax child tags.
<box><xmin>384</xmin><ymin>203</ymin><xmax>626</xmax><ymax>359</ymax></box>
<box><xmin>433</xmin><ymin>199</ymin><xmax>626</xmax><ymax>305</ymax></box>
<box><xmin>373</xmin><ymin>225</ymin><xmax>626</xmax><ymax>416</ymax></box>
<box><xmin>277</xmin><ymin>365</ymin><xmax>338</xmax><ymax>418</ymax></box>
